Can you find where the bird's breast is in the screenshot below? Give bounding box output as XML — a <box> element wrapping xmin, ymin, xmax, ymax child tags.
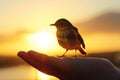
<box><xmin>57</xmin><ymin>29</ymin><xmax>75</xmax><ymax>41</ymax></box>
<box><xmin>56</xmin><ymin>29</ymin><xmax>80</xmax><ymax>49</ymax></box>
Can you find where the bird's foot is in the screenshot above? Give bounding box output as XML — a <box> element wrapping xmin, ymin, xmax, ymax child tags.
<box><xmin>72</xmin><ymin>55</ymin><xmax>78</xmax><ymax>58</ymax></box>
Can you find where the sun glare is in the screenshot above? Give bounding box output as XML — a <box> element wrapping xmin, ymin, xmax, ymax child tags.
<box><xmin>37</xmin><ymin>71</ymin><xmax>59</xmax><ymax>80</ymax></box>
<box><xmin>27</xmin><ymin>31</ymin><xmax>57</xmax><ymax>52</ymax></box>
<box><xmin>37</xmin><ymin>72</ymin><xmax>50</xmax><ymax>80</ymax></box>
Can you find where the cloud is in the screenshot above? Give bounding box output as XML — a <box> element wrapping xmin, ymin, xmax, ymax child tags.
<box><xmin>76</xmin><ymin>12</ymin><xmax>120</xmax><ymax>34</ymax></box>
<box><xmin>0</xmin><ymin>29</ymin><xmax>31</xmax><ymax>43</ymax></box>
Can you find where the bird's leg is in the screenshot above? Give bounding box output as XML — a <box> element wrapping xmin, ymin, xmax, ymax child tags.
<box><xmin>57</xmin><ymin>49</ymin><xmax>68</xmax><ymax>58</ymax></box>
<box><xmin>73</xmin><ymin>49</ymin><xmax>77</xmax><ymax>57</ymax></box>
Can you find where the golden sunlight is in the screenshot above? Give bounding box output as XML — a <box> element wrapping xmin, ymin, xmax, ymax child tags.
<box><xmin>29</xmin><ymin>32</ymin><xmax>53</xmax><ymax>48</ymax></box>
<box><xmin>38</xmin><ymin>72</ymin><xmax>50</xmax><ymax>80</ymax></box>
<box><xmin>85</xmin><ymin>33</ymin><xmax>120</xmax><ymax>53</ymax></box>
<box><xmin>28</xmin><ymin>32</ymin><xmax>55</xmax><ymax>49</ymax></box>
<box><xmin>37</xmin><ymin>71</ymin><xmax>59</xmax><ymax>80</ymax></box>
<box><xmin>27</xmin><ymin>31</ymin><xmax>58</xmax><ymax>53</ymax></box>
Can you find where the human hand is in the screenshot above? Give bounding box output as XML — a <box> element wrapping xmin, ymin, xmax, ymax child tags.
<box><xmin>17</xmin><ymin>50</ymin><xmax>120</xmax><ymax>80</ymax></box>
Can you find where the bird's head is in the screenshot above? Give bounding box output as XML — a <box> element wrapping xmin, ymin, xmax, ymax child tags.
<box><xmin>50</xmin><ymin>18</ymin><xmax>73</xmax><ymax>30</ymax></box>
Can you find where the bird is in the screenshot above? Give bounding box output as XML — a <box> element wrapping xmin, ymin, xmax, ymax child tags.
<box><xmin>50</xmin><ymin>18</ymin><xmax>87</xmax><ymax>57</ymax></box>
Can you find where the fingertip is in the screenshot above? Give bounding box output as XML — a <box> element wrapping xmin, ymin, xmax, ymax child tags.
<box><xmin>27</xmin><ymin>50</ymin><xmax>37</xmax><ymax>54</ymax></box>
<box><xmin>17</xmin><ymin>51</ymin><xmax>26</xmax><ymax>57</ymax></box>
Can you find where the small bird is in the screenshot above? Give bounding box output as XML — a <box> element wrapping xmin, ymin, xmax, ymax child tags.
<box><xmin>50</xmin><ymin>18</ymin><xmax>87</xmax><ymax>57</ymax></box>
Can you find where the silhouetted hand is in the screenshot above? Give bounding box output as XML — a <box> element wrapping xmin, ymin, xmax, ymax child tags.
<box><xmin>17</xmin><ymin>51</ymin><xmax>120</xmax><ymax>80</ymax></box>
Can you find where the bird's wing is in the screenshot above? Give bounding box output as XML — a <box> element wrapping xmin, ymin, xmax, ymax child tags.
<box><xmin>71</xmin><ymin>26</ymin><xmax>85</xmax><ymax>49</ymax></box>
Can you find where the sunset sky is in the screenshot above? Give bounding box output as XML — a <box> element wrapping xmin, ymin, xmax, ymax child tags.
<box><xmin>0</xmin><ymin>0</ymin><xmax>120</xmax><ymax>56</ymax></box>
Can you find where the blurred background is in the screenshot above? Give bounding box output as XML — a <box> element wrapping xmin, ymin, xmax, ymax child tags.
<box><xmin>0</xmin><ymin>0</ymin><xmax>120</xmax><ymax>80</ymax></box>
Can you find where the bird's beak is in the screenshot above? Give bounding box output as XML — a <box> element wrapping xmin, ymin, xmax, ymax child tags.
<box><xmin>50</xmin><ymin>24</ymin><xmax>55</xmax><ymax>26</ymax></box>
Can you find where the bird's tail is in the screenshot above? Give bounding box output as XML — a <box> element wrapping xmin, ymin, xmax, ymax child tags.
<box><xmin>78</xmin><ymin>48</ymin><xmax>87</xmax><ymax>55</ymax></box>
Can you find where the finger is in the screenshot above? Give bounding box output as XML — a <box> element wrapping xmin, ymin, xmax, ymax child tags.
<box><xmin>27</xmin><ymin>51</ymin><xmax>66</xmax><ymax>70</ymax></box>
<box><xmin>27</xmin><ymin>50</ymin><xmax>48</xmax><ymax>65</ymax></box>
<box><xmin>17</xmin><ymin>51</ymin><xmax>45</xmax><ymax>71</ymax></box>
<box><xmin>18</xmin><ymin>51</ymin><xmax>63</xmax><ymax>78</ymax></box>
<box><xmin>27</xmin><ymin>51</ymin><xmax>69</xmax><ymax>78</ymax></box>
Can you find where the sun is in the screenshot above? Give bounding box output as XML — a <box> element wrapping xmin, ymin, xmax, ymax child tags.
<box><xmin>29</xmin><ymin>32</ymin><xmax>53</xmax><ymax>47</ymax></box>
<box><xmin>27</xmin><ymin>31</ymin><xmax>57</xmax><ymax>51</ymax></box>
